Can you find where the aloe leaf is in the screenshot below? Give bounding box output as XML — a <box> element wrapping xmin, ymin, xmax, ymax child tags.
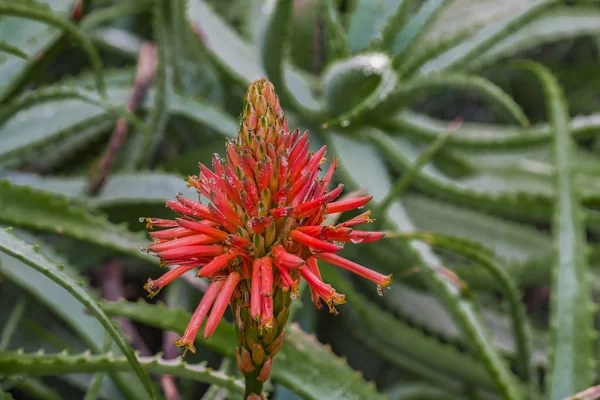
<box><xmin>99</xmin><ymin>300</ymin><xmax>386</xmax><ymax>400</ymax></box>
<box><xmin>470</xmin><ymin>8</ymin><xmax>600</xmax><ymax>71</ymax></box>
<box><xmin>0</xmin><ymin>0</ymin><xmax>106</xmax><ymax>97</ymax></box>
<box><xmin>327</xmin><ymin>132</ymin><xmax>524</xmax><ymax>400</ymax></box>
<box><xmin>402</xmin><ymin>194</ymin><xmax>550</xmax><ymax>265</ymax></box>
<box><xmin>389</xmin><ymin>232</ymin><xmax>533</xmax><ymax>384</ymax></box>
<box><xmin>321</xmin><ymin>53</ymin><xmax>397</xmax><ymax>127</ymax></box>
<box><xmin>366</xmin><ymin>73</ymin><xmax>529</xmax><ymax>127</ymax></box>
<box><xmin>423</xmin><ymin>0</ymin><xmax>528</xmax><ymax>41</ymax></box>
<box><xmin>90</xmin><ymin>27</ymin><xmax>143</xmax><ymax>59</ymax></box>
<box><xmin>383</xmin><ymin>110</ymin><xmax>600</xmax><ymax>149</ymax></box>
<box><xmin>321</xmin><ymin>0</ymin><xmax>350</xmax><ymax>61</ymax></box>
<box><xmin>369</xmin><ymin>130</ymin><xmax>600</xmax><ymax>229</ymax></box>
<box><xmin>0</xmin><ymin>78</ymin><xmax>237</xmax><ymax>162</ymax></box>
<box><xmin>0</xmin><ymin>228</ymin><xmax>156</xmax><ymax>399</ymax></box>
<box><xmin>260</xmin><ymin>0</ymin><xmax>296</xmax><ymax>110</ymax></box>
<box><xmin>517</xmin><ymin>62</ymin><xmax>595</xmax><ymax>399</ymax></box>
<box><xmin>79</xmin><ymin>1</ymin><xmax>152</xmax><ymax>31</ymax></box>
<box><xmin>0</xmin><ymin>236</ymin><xmax>143</xmax><ymax>399</ymax></box>
<box><xmin>186</xmin><ymin>0</ymin><xmax>320</xmax><ymax>112</ymax></box>
<box><xmin>379</xmin><ymin>128</ymin><xmax>453</xmax><ymax>212</ymax></box>
<box><xmin>388</xmin><ymin>0</ymin><xmax>446</xmax><ymax>60</ymax></box>
<box><xmin>347</xmin><ymin>0</ymin><xmax>398</xmax><ymax>52</ymax></box>
<box><xmin>369</xmin><ymin>131</ymin><xmax>553</xmax><ymax>221</ymax></box>
<box><xmin>4</xmin><ymin>172</ymin><xmax>197</xmax><ymax>208</ymax></box>
<box><xmin>0</xmin><ymin>86</ymin><xmax>150</xmax><ymax>159</ymax></box>
<box><xmin>418</xmin><ymin>0</ymin><xmax>558</xmax><ymax>73</ymax></box>
<box><xmin>0</xmin><ymin>351</ymin><xmax>244</xmax><ymax>394</ymax></box>
<box><xmin>0</xmin><ymin>0</ymin><xmax>72</xmax><ymax>102</ymax></box>
<box><xmin>397</xmin><ymin>27</ymin><xmax>476</xmax><ymax>78</ymax></box>
<box><xmin>168</xmin><ymin>91</ymin><xmax>237</xmax><ymax>137</ymax></box>
<box><xmin>141</xmin><ymin>0</ymin><xmax>170</xmax><ymax>166</ymax></box>
<box><xmin>3</xmin><ymin>377</ymin><xmax>61</xmax><ymax>400</ymax></box>
<box><xmin>320</xmin><ymin>267</ymin><xmax>499</xmax><ymax>392</ymax></box>
<box><xmin>0</xmin><ymin>296</ymin><xmax>28</xmax><ymax>350</ymax></box>
<box><xmin>0</xmin><ymin>179</ymin><xmax>152</xmax><ymax>262</ymax></box>
<box><xmin>385</xmin><ymin>382</ymin><xmax>464</xmax><ymax>400</ymax></box>
<box><xmin>0</xmin><ymin>41</ymin><xmax>29</xmax><ymax>60</ymax></box>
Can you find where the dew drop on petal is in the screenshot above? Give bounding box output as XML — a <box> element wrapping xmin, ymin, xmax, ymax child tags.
<box><xmin>139</xmin><ymin>217</ymin><xmax>146</xmax><ymax>223</ymax></box>
<box><xmin>376</xmin><ymin>285</ymin><xmax>384</xmax><ymax>296</ymax></box>
<box><xmin>290</xmin><ymin>292</ymin><xmax>297</xmax><ymax>300</ymax></box>
<box><xmin>350</xmin><ymin>237</ymin><xmax>364</xmax><ymax>244</ymax></box>
<box><xmin>357</xmin><ymin>206</ymin><xmax>364</xmax><ymax>209</ymax></box>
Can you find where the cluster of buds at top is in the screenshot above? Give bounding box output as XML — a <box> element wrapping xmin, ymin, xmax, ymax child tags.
<box><xmin>141</xmin><ymin>78</ymin><xmax>391</xmax><ymax>398</ymax></box>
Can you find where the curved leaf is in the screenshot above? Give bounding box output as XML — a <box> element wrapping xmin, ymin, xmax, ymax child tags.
<box><xmin>186</xmin><ymin>0</ymin><xmax>320</xmax><ymax>112</ymax></box>
<box><xmin>0</xmin><ymin>231</ymin><xmax>144</xmax><ymax>399</ymax></box>
<box><xmin>0</xmin><ymin>0</ymin><xmax>72</xmax><ymax>102</ymax></box>
<box><xmin>0</xmin><ymin>351</ymin><xmax>244</xmax><ymax>394</ymax></box>
<box><xmin>388</xmin><ymin>0</ymin><xmax>446</xmax><ymax>60</ymax></box>
<box><xmin>418</xmin><ymin>0</ymin><xmax>557</xmax><ymax>73</ymax></box>
<box><xmin>389</xmin><ymin>232</ymin><xmax>534</xmax><ymax>384</ymax></box>
<box><xmin>0</xmin><ymin>0</ymin><xmax>106</xmax><ymax>97</ymax></box>
<box><xmin>0</xmin><ymin>228</ymin><xmax>156</xmax><ymax>399</ymax></box>
<box><xmin>327</xmin><ymin>132</ymin><xmax>524</xmax><ymax>400</ymax></box>
<box><xmin>471</xmin><ymin>8</ymin><xmax>600</xmax><ymax>71</ymax></box>
<box><xmin>4</xmin><ymin>172</ymin><xmax>196</xmax><ymax>208</ymax></box>
<box><xmin>320</xmin><ymin>267</ymin><xmax>499</xmax><ymax>391</ymax></box>
<box><xmin>169</xmin><ymin>91</ymin><xmax>237</xmax><ymax>137</ymax></box>
<box><xmin>0</xmin><ymin>179</ymin><xmax>152</xmax><ymax>262</ymax></box>
<box><xmin>368</xmin><ymin>130</ymin><xmax>600</xmax><ymax>228</ymax></box>
<box><xmin>383</xmin><ymin>110</ymin><xmax>600</xmax><ymax>148</ymax></box>
<box><xmin>321</xmin><ymin>53</ymin><xmax>397</xmax><ymax>127</ymax></box>
<box><xmin>365</xmin><ymin>73</ymin><xmax>529</xmax><ymax>127</ymax></box>
<box><xmin>100</xmin><ymin>300</ymin><xmax>386</xmax><ymax>400</ymax></box>
<box><xmin>0</xmin><ymin>40</ymin><xmax>29</xmax><ymax>60</ymax></box>
<box><xmin>518</xmin><ymin>62</ymin><xmax>595</xmax><ymax>399</ymax></box>
<box><xmin>0</xmin><ymin>86</ymin><xmax>150</xmax><ymax>159</ymax></box>
<box><xmin>260</xmin><ymin>0</ymin><xmax>297</xmax><ymax>110</ymax></box>
<box><xmin>347</xmin><ymin>0</ymin><xmax>399</xmax><ymax>52</ymax></box>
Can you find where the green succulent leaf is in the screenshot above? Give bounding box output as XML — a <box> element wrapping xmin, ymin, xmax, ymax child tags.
<box><xmin>99</xmin><ymin>300</ymin><xmax>386</xmax><ymax>400</ymax></box>
<box><xmin>388</xmin><ymin>0</ymin><xmax>446</xmax><ymax>60</ymax></box>
<box><xmin>0</xmin><ymin>351</ymin><xmax>244</xmax><ymax>395</ymax></box>
<box><xmin>517</xmin><ymin>62</ymin><xmax>595</xmax><ymax>399</ymax></box>
<box><xmin>0</xmin><ymin>0</ymin><xmax>106</xmax><ymax>97</ymax></box>
<box><xmin>0</xmin><ymin>179</ymin><xmax>152</xmax><ymax>262</ymax></box>
<box><xmin>186</xmin><ymin>0</ymin><xmax>320</xmax><ymax>112</ymax></box>
<box><xmin>365</xmin><ymin>73</ymin><xmax>529</xmax><ymax>127</ymax></box>
<box><xmin>418</xmin><ymin>0</ymin><xmax>558</xmax><ymax>73</ymax></box>
<box><xmin>327</xmin><ymin>131</ymin><xmax>524</xmax><ymax>400</ymax></box>
<box><xmin>470</xmin><ymin>8</ymin><xmax>600</xmax><ymax>71</ymax></box>
<box><xmin>388</xmin><ymin>231</ymin><xmax>534</xmax><ymax>384</ymax></box>
<box><xmin>0</xmin><ymin>0</ymin><xmax>73</xmax><ymax>102</ymax></box>
<box><xmin>4</xmin><ymin>172</ymin><xmax>196</xmax><ymax>208</ymax></box>
<box><xmin>382</xmin><ymin>110</ymin><xmax>600</xmax><ymax>149</ymax></box>
<box><xmin>0</xmin><ymin>228</ymin><xmax>156</xmax><ymax>399</ymax></box>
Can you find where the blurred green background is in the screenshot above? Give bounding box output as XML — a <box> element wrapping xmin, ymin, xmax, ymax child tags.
<box><xmin>1</xmin><ymin>0</ymin><xmax>600</xmax><ymax>399</ymax></box>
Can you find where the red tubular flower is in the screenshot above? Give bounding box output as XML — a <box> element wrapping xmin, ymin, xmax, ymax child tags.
<box><xmin>141</xmin><ymin>78</ymin><xmax>391</xmax><ymax>399</ymax></box>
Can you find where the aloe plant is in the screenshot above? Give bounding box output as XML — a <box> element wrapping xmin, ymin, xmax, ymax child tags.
<box><xmin>1</xmin><ymin>0</ymin><xmax>600</xmax><ymax>399</ymax></box>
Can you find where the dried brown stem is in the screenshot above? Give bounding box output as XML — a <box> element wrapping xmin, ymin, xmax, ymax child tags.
<box><xmin>87</xmin><ymin>42</ymin><xmax>158</xmax><ymax>195</ymax></box>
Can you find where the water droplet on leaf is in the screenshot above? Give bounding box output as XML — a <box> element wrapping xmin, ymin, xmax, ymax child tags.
<box><xmin>340</xmin><ymin>120</ymin><xmax>351</xmax><ymax>128</ymax></box>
